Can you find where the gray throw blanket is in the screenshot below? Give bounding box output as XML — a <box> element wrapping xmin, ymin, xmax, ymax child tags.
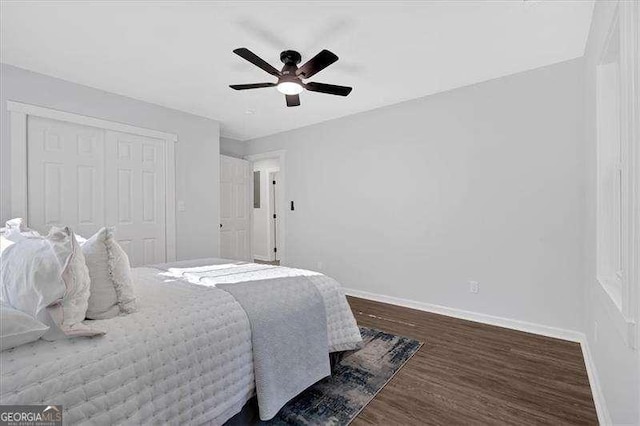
<box><xmin>217</xmin><ymin>277</ymin><xmax>330</xmax><ymax>421</ymax></box>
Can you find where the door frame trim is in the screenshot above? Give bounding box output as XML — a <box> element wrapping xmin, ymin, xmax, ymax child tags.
<box><xmin>245</xmin><ymin>150</ymin><xmax>287</xmax><ymax>265</ymax></box>
<box><xmin>8</xmin><ymin>100</ymin><xmax>177</xmax><ymax>262</ymax></box>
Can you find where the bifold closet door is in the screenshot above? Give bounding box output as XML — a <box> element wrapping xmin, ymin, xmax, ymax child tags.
<box><xmin>27</xmin><ymin>117</ymin><xmax>168</xmax><ymax>266</ymax></box>
<box><xmin>104</xmin><ymin>130</ymin><xmax>167</xmax><ymax>266</ymax></box>
<box><xmin>27</xmin><ymin>116</ymin><xmax>106</xmax><ymax>238</ymax></box>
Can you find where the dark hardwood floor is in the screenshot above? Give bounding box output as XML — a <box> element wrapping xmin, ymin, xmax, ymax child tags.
<box><xmin>348</xmin><ymin>296</ymin><xmax>598</xmax><ymax>425</ymax></box>
<box><xmin>253</xmin><ymin>259</ymin><xmax>280</xmax><ymax>266</ymax></box>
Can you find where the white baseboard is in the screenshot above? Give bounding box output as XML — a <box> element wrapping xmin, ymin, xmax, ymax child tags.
<box><xmin>343</xmin><ymin>287</ymin><xmax>609</xmax><ymax>424</ymax></box>
<box><xmin>252</xmin><ymin>255</ymin><xmax>270</xmax><ymax>262</ymax></box>
<box><xmin>344</xmin><ymin>287</ymin><xmax>583</xmax><ymax>341</ymax></box>
<box><xmin>579</xmin><ymin>337</ymin><xmax>612</xmax><ymax>425</ymax></box>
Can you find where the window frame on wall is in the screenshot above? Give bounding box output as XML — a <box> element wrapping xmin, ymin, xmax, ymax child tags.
<box><xmin>596</xmin><ymin>10</ymin><xmax>623</xmax><ymax>311</ymax></box>
<box><xmin>595</xmin><ymin>0</ymin><xmax>639</xmax><ymax>348</ymax></box>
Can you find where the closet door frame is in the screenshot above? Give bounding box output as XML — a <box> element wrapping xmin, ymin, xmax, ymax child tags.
<box><xmin>8</xmin><ymin>100</ymin><xmax>178</xmax><ymax>262</ymax></box>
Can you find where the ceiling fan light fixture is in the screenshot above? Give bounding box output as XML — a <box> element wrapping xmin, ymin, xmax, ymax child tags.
<box><xmin>230</xmin><ymin>48</ymin><xmax>352</xmax><ymax>107</ymax></box>
<box><xmin>277</xmin><ymin>81</ymin><xmax>303</xmax><ymax>95</ymax></box>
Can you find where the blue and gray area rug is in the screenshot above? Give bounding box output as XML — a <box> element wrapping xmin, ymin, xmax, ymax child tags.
<box><xmin>227</xmin><ymin>326</ymin><xmax>423</xmax><ymax>425</ymax></box>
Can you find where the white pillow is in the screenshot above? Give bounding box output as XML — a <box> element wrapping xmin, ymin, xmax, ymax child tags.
<box><xmin>0</xmin><ymin>235</ymin><xmax>14</xmax><ymax>254</ymax></box>
<box><xmin>1</xmin><ymin>302</ymin><xmax>49</xmax><ymax>350</ymax></box>
<box><xmin>0</xmin><ymin>226</ymin><xmax>104</xmax><ymax>340</ymax></box>
<box><xmin>1</xmin><ymin>218</ymin><xmax>41</xmax><ymax>243</ymax></box>
<box><xmin>82</xmin><ymin>227</ymin><xmax>137</xmax><ymax>319</ymax></box>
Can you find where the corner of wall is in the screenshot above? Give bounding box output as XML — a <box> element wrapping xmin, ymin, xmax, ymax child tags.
<box><xmin>220</xmin><ymin>136</ymin><xmax>247</xmax><ymax>159</ymax></box>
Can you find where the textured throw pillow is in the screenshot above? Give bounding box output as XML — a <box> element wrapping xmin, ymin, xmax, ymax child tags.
<box><xmin>0</xmin><ymin>227</ymin><xmax>104</xmax><ymax>340</ymax></box>
<box><xmin>82</xmin><ymin>227</ymin><xmax>137</xmax><ymax>319</ymax></box>
<box><xmin>1</xmin><ymin>302</ymin><xmax>49</xmax><ymax>350</ymax></box>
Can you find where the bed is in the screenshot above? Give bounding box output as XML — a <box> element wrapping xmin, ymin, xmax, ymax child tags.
<box><xmin>0</xmin><ymin>259</ymin><xmax>362</xmax><ymax>425</ymax></box>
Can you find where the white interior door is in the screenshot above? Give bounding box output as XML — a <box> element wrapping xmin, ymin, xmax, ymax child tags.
<box><xmin>27</xmin><ymin>116</ymin><xmax>106</xmax><ymax>237</ymax></box>
<box><xmin>220</xmin><ymin>155</ymin><xmax>251</xmax><ymax>260</ymax></box>
<box><xmin>105</xmin><ymin>130</ymin><xmax>167</xmax><ymax>266</ymax></box>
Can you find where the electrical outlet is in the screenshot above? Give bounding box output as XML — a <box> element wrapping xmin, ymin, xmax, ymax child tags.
<box><xmin>177</xmin><ymin>201</ymin><xmax>186</xmax><ymax>212</ymax></box>
<box><xmin>469</xmin><ymin>281</ymin><xmax>479</xmax><ymax>294</ymax></box>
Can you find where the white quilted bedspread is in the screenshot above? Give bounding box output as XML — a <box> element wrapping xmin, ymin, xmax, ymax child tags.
<box><xmin>0</xmin><ymin>261</ymin><xmax>362</xmax><ymax>425</ymax></box>
<box><xmin>154</xmin><ymin>260</ymin><xmax>362</xmax><ymax>352</ymax></box>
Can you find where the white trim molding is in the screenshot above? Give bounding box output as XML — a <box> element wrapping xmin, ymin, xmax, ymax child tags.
<box><xmin>8</xmin><ymin>100</ymin><xmax>178</xmax><ymax>262</ymax></box>
<box><xmin>344</xmin><ymin>287</ymin><xmax>610</xmax><ymax>424</ymax></box>
<box><xmin>7</xmin><ymin>101</ymin><xmax>178</xmax><ymax>141</ymax></box>
<box><xmin>619</xmin><ymin>0</ymin><xmax>640</xmax><ymax>349</ymax></box>
<box><xmin>579</xmin><ymin>337</ymin><xmax>613</xmax><ymax>426</ymax></box>
<box><xmin>344</xmin><ymin>288</ymin><xmax>584</xmax><ymax>342</ymax></box>
<box><xmin>593</xmin><ymin>0</ymin><xmax>639</xmax><ymax>349</ymax></box>
<box><xmin>245</xmin><ymin>150</ymin><xmax>287</xmax><ymax>265</ymax></box>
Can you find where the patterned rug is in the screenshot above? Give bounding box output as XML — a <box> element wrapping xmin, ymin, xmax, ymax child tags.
<box><xmin>227</xmin><ymin>327</ymin><xmax>423</xmax><ymax>425</ymax></box>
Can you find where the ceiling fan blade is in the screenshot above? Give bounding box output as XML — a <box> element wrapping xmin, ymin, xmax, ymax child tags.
<box><xmin>233</xmin><ymin>48</ymin><xmax>281</xmax><ymax>77</ymax></box>
<box><xmin>286</xmin><ymin>94</ymin><xmax>301</xmax><ymax>107</ymax></box>
<box><xmin>296</xmin><ymin>49</ymin><xmax>338</xmax><ymax>79</ymax></box>
<box><xmin>229</xmin><ymin>83</ymin><xmax>276</xmax><ymax>90</ymax></box>
<box><xmin>304</xmin><ymin>82</ymin><xmax>352</xmax><ymax>96</ymax></box>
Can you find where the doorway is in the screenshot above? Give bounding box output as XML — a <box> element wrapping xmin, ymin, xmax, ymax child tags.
<box><xmin>250</xmin><ymin>157</ymin><xmax>280</xmax><ymax>264</ymax></box>
<box><xmin>269</xmin><ymin>170</ymin><xmax>280</xmax><ymax>264</ymax></box>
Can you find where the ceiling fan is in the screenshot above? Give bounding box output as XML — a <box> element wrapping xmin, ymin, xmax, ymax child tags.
<box><xmin>229</xmin><ymin>48</ymin><xmax>353</xmax><ymax>107</ymax></box>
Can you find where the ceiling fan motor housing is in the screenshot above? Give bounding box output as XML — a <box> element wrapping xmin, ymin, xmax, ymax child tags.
<box><xmin>280</xmin><ymin>50</ymin><xmax>302</xmax><ymax>65</ymax></box>
<box><xmin>280</xmin><ymin>50</ymin><xmax>302</xmax><ymax>78</ymax></box>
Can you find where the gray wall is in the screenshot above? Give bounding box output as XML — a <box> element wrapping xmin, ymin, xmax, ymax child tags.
<box><xmin>0</xmin><ymin>64</ymin><xmax>221</xmax><ymax>261</ymax></box>
<box><xmin>220</xmin><ymin>136</ymin><xmax>246</xmax><ymax>158</ymax></box>
<box><xmin>583</xmin><ymin>1</ymin><xmax>639</xmax><ymax>424</ymax></box>
<box><xmin>245</xmin><ymin>58</ymin><xmax>585</xmax><ymax>332</ymax></box>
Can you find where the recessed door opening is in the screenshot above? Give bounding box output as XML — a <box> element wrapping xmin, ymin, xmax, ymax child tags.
<box><xmin>251</xmin><ymin>157</ymin><xmax>281</xmax><ymax>265</ymax></box>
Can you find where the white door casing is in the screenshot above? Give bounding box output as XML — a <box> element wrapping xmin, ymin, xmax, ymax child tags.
<box><xmin>245</xmin><ymin>150</ymin><xmax>286</xmax><ymax>264</ymax></box>
<box><xmin>9</xmin><ymin>101</ymin><xmax>177</xmax><ymax>265</ymax></box>
<box><xmin>220</xmin><ymin>155</ymin><xmax>252</xmax><ymax>261</ymax></box>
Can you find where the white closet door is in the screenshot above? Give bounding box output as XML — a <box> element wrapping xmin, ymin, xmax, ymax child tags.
<box><xmin>105</xmin><ymin>131</ymin><xmax>166</xmax><ymax>266</ymax></box>
<box><xmin>220</xmin><ymin>155</ymin><xmax>252</xmax><ymax>261</ymax></box>
<box><xmin>27</xmin><ymin>116</ymin><xmax>105</xmax><ymax>237</ymax></box>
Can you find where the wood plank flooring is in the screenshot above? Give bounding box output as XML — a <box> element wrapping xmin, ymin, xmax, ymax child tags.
<box><xmin>348</xmin><ymin>296</ymin><xmax>598</xmax><ymax>425</ymax></box>
<box><xmin>253</xmin><ymin>259</ymin><xmax>280</xmax><ymax>266</ymax></box>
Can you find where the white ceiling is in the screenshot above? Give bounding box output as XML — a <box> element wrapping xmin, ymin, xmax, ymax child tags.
<box><xmin>1</xmin><ymin>1</ymin><xmax>594</xmax><ymax>141</ymax></box>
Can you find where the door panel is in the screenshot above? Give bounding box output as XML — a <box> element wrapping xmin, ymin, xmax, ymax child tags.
<box><xmin>220</xmin><ymin>155</ymin><xmax>251</xmax><ymax>261</ymax></box>
<box><xmin>28</xmin><ymin>116</ymin><xmax>105</xmax><ymax>238</ymax></box>
<box><xmin>105</xmin><ymin>131</ymin><xmax>166</xmax><ymax>266</ymax></box>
